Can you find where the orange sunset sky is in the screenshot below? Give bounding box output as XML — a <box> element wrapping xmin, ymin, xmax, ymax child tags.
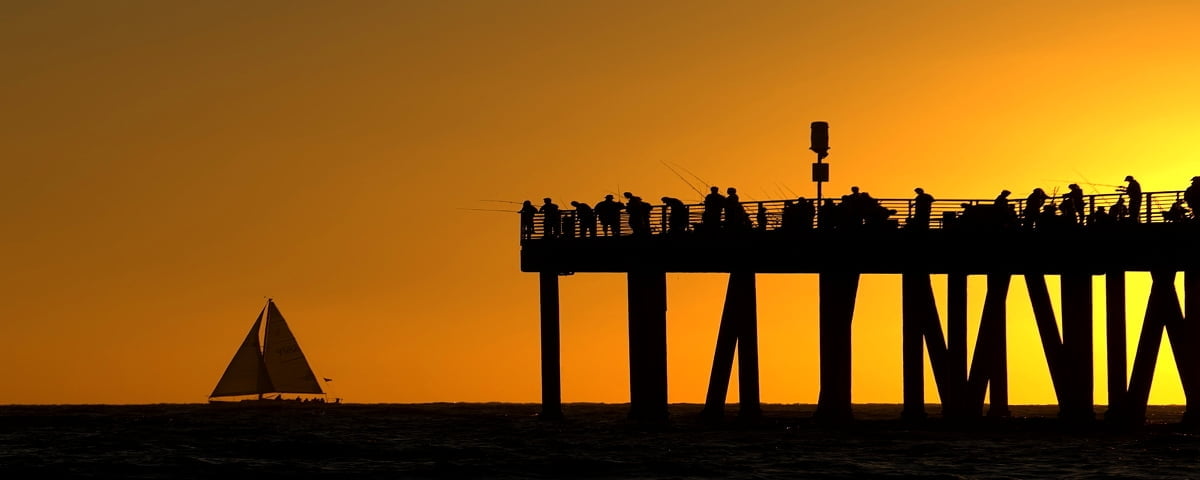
<box><xmin>3</xmin><ymin>1</ymin><xmax>1200</xmax><ymax>406</ymax></box>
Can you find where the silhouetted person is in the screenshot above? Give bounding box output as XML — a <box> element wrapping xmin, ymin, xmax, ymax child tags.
<box><xmin>662</xmin><ymin>196</ymin><xmax>689</xmax><ymax>234</ymax></box>
<box><xmin>1058</xmin><ymin>194</ymin><xmax>1078</xmax><ymax>225</ymax></box>
<box><xmin>841</xmin><ymin>186</ymin><xmax>863</xmax><ymax>226</ymax></box>
<box><xmin>1024</xmin><ymin>188</ymin><xmax>1047</xmax><ymax>229</ymax></box>
<box><xmin>519</xmin><ymin>200</ymin><xmax>538</xmax><ymax>240</ymax></box>
<box><xmin>1166</xmin><ymin>200</ymin><xmax>1188</xmax><ymax>223</ymax></box>
<box><xmin>1089</xmin><ymin>206</ymin><xmax>1114</xmax><ymax>228</ymax></box>
<box><xmin>1111</xmin><ymin>197</ymin><xmax>1128</xmax><ymax>223</ymax></box>
<box><xmin>724</xmin><ymin>187</ymin><xmax>750</xmax><ymax>230</ymax></box>
<box><xmin>540</xmin><ymin>198</ymin><xmax>560</xmax><ymax>238</ymax></box>
<box><xmin>781</xmin><ymin>200</ymin><xmax>796</xmax><ymax>231</ymax></box>
<box><xmin>994</xmin><ymin>189</ymin><xmax>1011</xmax><ymax>210</ymax></box>
<box><xmin>1186</xmin><ymin>176</ymin><xmax>1200</xmax><ymax>220</ymax></box>
<box><xmin>625</xmin><ymin>193</ymin><xmax>652</xmax><ymax>236</ymax></box>
<box><xmin>1066</xmin><ymin>184</ymin><xmax>1085</xmax><ymax>224</ymax></box>
<box><xmin>702</xmin><ymin>186</ymin><xmax>725</xmax><ymax>231</ymax></box>
<box><xmin>797</xmin><ymin>197</ymin><xmax>815</xmax><ymax>230</ymax></box>
<box><xmin>1123</xmin><ymin>176</ymin><xmax>1142</xmax><ymax>223</ymax></box>
<box><xmin>858</xmin><ymin>191</ymin><xmax>894</xmax><ymax>227</ymax></box>
<box><xmin>910</xmin><ymin>188</ymin><xmax>934</xmax><ymax>230</ymax></box>
<box><xmin>996</xmin><ymin>190</ymin><xmax>1020</xmax><ymax>228</ymax></box>
<box><xmin>595</xmin><ymin>194</ymin><xmax>624</xmax><ymax>236</ymax></box>
<box><xmin>818</xmin><ymin>199</ymin><xmax>836</xmax><ymax>230</ymax></box>
<box><xmin>571</xmin><ymin>201</ymin><xmax>597</xmax><ymax>237</ymax></box>
<box><xmin>756</xmin><ymin>202</ymin><xmax>768</xmax><ymax>231</ymax></box>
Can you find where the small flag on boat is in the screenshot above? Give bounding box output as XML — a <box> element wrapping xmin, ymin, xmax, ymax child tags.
<box><xmin>323</xmin><ymin>378</ymin><xmax>333</xmax><ymax>382</ymax></box>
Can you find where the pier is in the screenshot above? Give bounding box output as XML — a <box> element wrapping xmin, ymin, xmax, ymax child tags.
<box><xmin>521</xmin><ymin>189</ymin><xmax>1200</xmax><ymax>424</ymax></box>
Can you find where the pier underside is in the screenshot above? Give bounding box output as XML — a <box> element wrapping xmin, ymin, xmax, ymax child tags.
<box><xmin>527</xmin><ymin>225</ymin><xmax>1200</xmax><ymax>424</ymax></box>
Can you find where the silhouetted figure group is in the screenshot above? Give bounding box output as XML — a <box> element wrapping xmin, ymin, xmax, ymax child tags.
<box><xmin>781</xmin><ymin>197</ymin><xmax>816</xmax><ymax>232</ymax></box>
<box><xmin>822</xmin><ymin>186</ymin><xmax>897</xmax><ymax>229</ymax></box>
<box><xmin>519</xmin><ymin>174</ymin><xmax>1200</xmax><ymax>240</ymax></box>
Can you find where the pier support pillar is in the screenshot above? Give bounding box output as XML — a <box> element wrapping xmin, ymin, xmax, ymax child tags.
<box><xmin>1104</xmin><ymin>271</ymin><xmax>1126</xmax><ymax>422</ymax></box>
<box><xmin>901</xmin><ymin>273</ymin><xmax>967</xmax><ymax>420</ymax></box>
<box><xmin>901</xmin><ymin>273</ymin><xmax>928</xmax><ymax>420</ymax></box>
<box><xmin>701</xmin><ymin>272</ymin><xmax>761</xmax><ymax>420</ymax></box>
<box><xmin>539</xmin><ymin>271</ymin><xmax>562</xmax><ymax>419</ymax></box>
<box><xmin>1061</xmin><ymin>273</ymin><xmax>1095</xmax><ymax>422</ymax></box>
<box><xmin>967</xmin><ymin>274</ymin><xmax>1010</xmax><ymax>417</ymax></box>
<box><xmin>947</xmin><ymin>273</ymin><xmax>969</xmax><ymax>418</ymax></box>
<box><xmin>1185</xmin><ymin>271</ymin><xmax>1200</xmax><ymax>424</ymax></box>
<box><xmin>816</xmin><ymin>272</ymin><xmax>859</xmax><ymax>422</ymax></box>
<box><xmin>1127</xmin><ymin>271</ymin><xmax>1182</xmax><ymax>423</ymax></box>
<box><xmin>628</xmin><ymin>271</ymin><xmax>668</xmax><ymax>423</ymax></box>
<box><xmin>736</xmin><ymin>273</ymin><xmax>762</xmax><ymax>419</ymax></box>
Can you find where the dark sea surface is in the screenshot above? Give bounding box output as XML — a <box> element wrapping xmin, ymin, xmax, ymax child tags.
<box><xmin>2</xmin><ymin>403</ymin><xmax>1199</xmax><ymax>479</ymax></box>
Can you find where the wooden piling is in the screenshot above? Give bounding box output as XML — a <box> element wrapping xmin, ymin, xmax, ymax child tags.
<box><xmin>627</xmin><ymin>271</ymin><xmax>668</xmax><ymax>423</ymax></box>
<box><xmin>947</xmin><ymin>273</ymin><xmax>968</xmax><ymax>418</ymax></box>
<box><xmin>816</xmin><ymin>272</ymin><xmax>859</xmax><ymax>422</ymax></box>
<box><xmin>539</xmin><ymin>271</ymin><xmax>562</xmax><ymax>419</ymax></box>
<box><xmin>701</xmin><ymin>272</ymin><xmax>760</xmax><ymax>419</ymax></box>
<box><xmin>1104</xmin><ymin>271</ymin><xmax>1126</xmax><ymax>421</ymax></box>
<box><xmin>1061</xmin><ymin>272</ymin><xmax>1095</xmax><ymax>421</ymax></box>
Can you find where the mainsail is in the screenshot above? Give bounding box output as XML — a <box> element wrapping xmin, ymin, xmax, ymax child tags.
<box><xmin>209</xmin><ymin>300</ymin><xmax>323</xmax><ymax>399</ymax></box>
<box><xmin>262</xmin><ymin>301</ymin><xmax>324</xmax><ymax>394</ymax></box>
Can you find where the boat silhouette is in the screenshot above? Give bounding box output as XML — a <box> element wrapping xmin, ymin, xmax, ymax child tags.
<box><xmin>209</xmin><ymin>299</ymin><xmax>334</xmax><ymax>404</ymax></box>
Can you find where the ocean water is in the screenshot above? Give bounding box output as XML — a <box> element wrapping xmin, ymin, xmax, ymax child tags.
<box><xmin>2</xmin><ymin>403</ymin><xmax>1198</xmax><ymax>479</ymax></box>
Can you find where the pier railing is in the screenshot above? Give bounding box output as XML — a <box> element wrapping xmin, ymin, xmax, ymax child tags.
<box><xmin>520</xmin><ymin>190</ymin><xmax>1193</xmax><ymax>241</ymax></box>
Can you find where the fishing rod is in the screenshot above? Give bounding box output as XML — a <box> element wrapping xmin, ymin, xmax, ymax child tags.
<box><xmin>1045</xmin><ymin>179</ymin><xmax>1123</xmax><ymax>191</ymax></box>
<box><xmin>671</xmin><ymin>161</ymin><xmax>711</xmax><ymax>190</ymax></box>
<box><xmin>660</xmin><ymin>160</ymin><xmax>704</xmax><ymax>199</ymax></box>
<box><xmin>1068</xmin><ymin>168</ymin><xmax>1102</xmax><ymax>195</ymax></box>
<box><xmin>457</xmin><ymin>207</ymin><xmax>515</xmax><ymax>214</ymax></box>
<box><xmin>772</xmin><ymin>184</ymin><xmax>787</xmax><ymax>199</ymax></box>
<box><xmin>479</xmin><ymin>199</ymin><xmax>523</xmax><ymax>205</ymax></box>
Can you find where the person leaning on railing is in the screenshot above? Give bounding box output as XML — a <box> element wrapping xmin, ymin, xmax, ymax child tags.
<box><xmin>1186</xmin><ymin>177</ymin><xmax>1200</xmax><ymax>220</ymax></box>
<box><xmin>519</xmin><ymin>200</ymin><xmax>538</xmax><ymax>240</ymax></box>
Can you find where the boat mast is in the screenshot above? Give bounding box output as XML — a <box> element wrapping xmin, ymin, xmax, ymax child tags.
<box><xmin>258</xmin><ymin>297</ymin><xmax>272</xmax><ymax>401</ymax></box>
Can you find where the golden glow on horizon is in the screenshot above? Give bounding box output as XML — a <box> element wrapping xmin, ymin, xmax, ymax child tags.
<box><xmin>2</xmin><ymin>1</ymin><xmax>1199</xmax><ymax>405</ymax></box>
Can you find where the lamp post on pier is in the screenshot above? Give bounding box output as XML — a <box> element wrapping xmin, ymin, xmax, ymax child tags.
<box><xmin>810</xmin><ymin>121</ymin><xmax>830</xmax><ymax>205</ymax></box>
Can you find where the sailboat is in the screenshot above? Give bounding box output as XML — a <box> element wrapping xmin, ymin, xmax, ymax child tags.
<box><xmin>209</xmin><ymin>299</ymin><xmax>331</xmax><ymax>404</ymax></box>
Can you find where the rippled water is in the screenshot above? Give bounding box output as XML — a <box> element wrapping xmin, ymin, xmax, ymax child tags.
<box><xmin>2</xmin><ymin>403</ymin><xmax>1198</xmax><ymax>478</ymax></box>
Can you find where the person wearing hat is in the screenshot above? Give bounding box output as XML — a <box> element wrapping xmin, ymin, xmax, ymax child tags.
<box><xmin>594</xmin><ymin>194</ymin><xmax>624</xmax><ymax>237</ymax></box>
<box><xmin>1123</xmin><ymin>175</ymin><xmax>1142</xmax><ymax>223</ymax></box>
